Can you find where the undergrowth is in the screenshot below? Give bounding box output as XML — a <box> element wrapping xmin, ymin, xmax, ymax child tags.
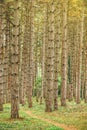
<box><xmin>0</xmin><ymin>104</ymin><xmax>63</xmax><ymax>130</ymax></box>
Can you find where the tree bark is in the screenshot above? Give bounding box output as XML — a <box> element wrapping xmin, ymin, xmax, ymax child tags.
<box><xmin>45</xmin><ymin>1</ymin><xmax>54</xmax><ymax>112</ymax></box>
<box><xmin>61</xmin><ymin>0</ymin><xmax>68</xmax><ymax>106</ymax></box>
<box><xmin>10</xmin><ymin>0</ymin><xmax>20</xmax><ymax>118</ymax></box>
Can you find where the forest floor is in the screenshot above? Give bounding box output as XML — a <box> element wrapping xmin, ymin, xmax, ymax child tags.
<box><xmin>0</xmin><ymin>104</ymin><xmax>63</xmax><ymax>130</ymax></box>
<box><xmin>0</xmin><ymin>99</ymin><xmax>87</xmax><ymax>130</ymax></box>
<box><xmin>25</xmin><ymin>110</ymin><xmax>77</xmax><ymax>130</ymax></box>
<box><xmin>22</xmin><ymin>99</ymin><xmax>87</xmax><ymax>130</ymax></box>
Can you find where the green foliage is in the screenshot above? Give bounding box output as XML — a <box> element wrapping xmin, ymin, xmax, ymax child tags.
<box><xmin>58</xmin><ymin>76</ymin><xmax>61</xmax><ymax>95</ymax></box>
<box><xmin>68</xmin><ymin>56</ymin><xmax>71</xmax><ymax>83</ymax></box>
<box><xmin>1</xmin><ymin>101</ymin><xmax>87</xmax><ymax>130</ymax></box>
<box><xmin>0</xmin><ymin>104</ymin><xmax>63</xmax><ymax>130</ymax></box>
<box><xmin>34</xmin><ymin>76</ymin><xmax>42</xmax><ymax>96</ymax></box>
<box><xmin>0</xmin><ymin>123</ymin><xmax>14</xmax><ymax>130</ymax></box>
<box><xmin>46</xmin><ymin>126</ymin><xmax>63</xmax><ymax>130</ymax></box>
<box><xmin>34</xmin><ymin>76</ymin><xmax>62</xmax><ymax>96</ymax></box>
<box><xmin>35</xmin><ymin>76</ymin><xmax>42</xmax><ymax>89</ymax></box>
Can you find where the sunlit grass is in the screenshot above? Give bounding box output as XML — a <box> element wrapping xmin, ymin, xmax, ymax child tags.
<box><xmin>0</xmin><ymin>103</ymin><xmax>63</xmax><ymax>130</ymax></box>
<box><xmin>0</xmin><ymin>99</ymin><xmax>87</xmax><ymax>130</ymax></box>
<box><xmin>23</xmin><ymin>98</ymin><xmax>87</xmax><ymax>130</ymax></box>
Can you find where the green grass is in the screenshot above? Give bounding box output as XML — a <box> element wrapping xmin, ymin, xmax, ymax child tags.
<box><xmin>0</xmin><ymin>99</ymin><xmax>87</xmax><ymax>130</ymax></box>
<box><xmin>0</xmin><ymin>104</ymin><xmax>63</xmax><ymax>130</ymax></box>
<box><xmin>22</xmin><ymin>99</ymin><xmax>87</xmax><ymax>130</ymax></box>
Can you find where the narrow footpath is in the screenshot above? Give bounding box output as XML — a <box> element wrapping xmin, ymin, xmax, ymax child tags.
<box><xmin>24</xmin><ymin>110</ymin><xmax>77</xmax><ymax>130</ymax></box>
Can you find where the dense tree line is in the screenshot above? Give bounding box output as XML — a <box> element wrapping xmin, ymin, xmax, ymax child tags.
<box><xmin>0</xmin><ymin>0</ymin><xmax>87</xmax><ymax>118</ymax></box>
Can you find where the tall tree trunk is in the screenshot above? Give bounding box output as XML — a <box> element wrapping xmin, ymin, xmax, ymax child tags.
<box><xmin>76</xmin><ymin>9</ymin><xmax>84</xmax><ymax>104</ymax></box>
<box><xmin>53</xmin><ymin>1</ymin><xmax>61</xmax><ymax>110</ymax></box>
<box><xmin>0</xmin><ymin>4</ymin><xmax>4</xmax><ymax>111</ymax></box>
<box><xmin>43</xmin><ymin>4</ymin><xmax>48</xmax><ymax>99</ymax></box>
<box><xmin>40</xmin><ymin>7</ymin><xmax>46</xmax><ymax>104</ymax></box>
<box><xmin>45</xmin><ymin>0</ymin><xmax>54</xmax><ymax>112</ymax></box>
<box><xmin>27</xmin><ymin>0</ymin><xmax>34</xmax><ymax>108</ymax></box>
<box><xmin>61</xmin><ymin>0</ymin><xmax>68</xmax><ymax>106</ymax></box>
<box><xmin>21</xmin><ymin>0</ymin><xmax>30</xmax><ymax>105</ymax></box>
<box><xmin>81</xmin><ymin>47</ymin><xmax>85</xmax><ymax>100</ymax></box>
<box><xmin>10</xmin><ymin>0</ymin><xmax>20</xmax><ymax>118</ymax></box>
<box><xmin>85</xmin><ymin>47</ymin><xmax>87</xmax><ymax>103</ymax></box>
<box><xmin>5</xmin><ymin>8</ymin><xmax>11</xmax><ymax>103</ymax></box>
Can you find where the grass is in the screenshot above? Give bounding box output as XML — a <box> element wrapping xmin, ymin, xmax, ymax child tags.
<box><xmin>22</xmin><ymin>98</ymin><xmax>87</xmax><ymax>130</ymax></box>
<box><xmin>0</xmin><ymin>104</ymin><xmax>63</xmax><ymax>130</ymax></box>
<box><xmin>0</xmin><ymin>99</ymin><xmax>87</xmax><ymax>130</ymax></box>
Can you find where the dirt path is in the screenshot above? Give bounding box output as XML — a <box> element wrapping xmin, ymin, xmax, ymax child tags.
<box><xmin>25</xmin><ymin>110</ymin><xmax>77</xmax><ymax>130</ymax></box>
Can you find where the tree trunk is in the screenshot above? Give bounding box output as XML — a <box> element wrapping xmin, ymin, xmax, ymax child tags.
<box><xmin>10</xmin><ymin>0</ymin><xmax>20</xmax><ymax>118</ymax></box>
<box><xmin>53</xmin><ymin>1</ymin><xmax>61</xmax><ymax>110</ymax></box>
<box><xmin>0</xmin><ymin>4</ymin><xmax>4</xmax><ymax>111</ymax></box>
<box><xmin>85</xmin><ymin>48</ymin><xmax>87</xmax><ymax>103</ymax></box>
<box><xmin>61</xmin><ymin>0</ymin><xmax>68</xmax><ymax>106</ymax></box>
<box><xmin>45</xmin><ymin>1</ymin><xmax>54</xmax><ymax>112</ymax></box>
<box><xmin>27</xmin><ymin>0</ymin><xmax>34</xmax><ymax>108</ymax></box>
<box><xmin>76</xmin><ymin>9</ymin><xmax>84</xmax><ymax>104</ymax></box>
